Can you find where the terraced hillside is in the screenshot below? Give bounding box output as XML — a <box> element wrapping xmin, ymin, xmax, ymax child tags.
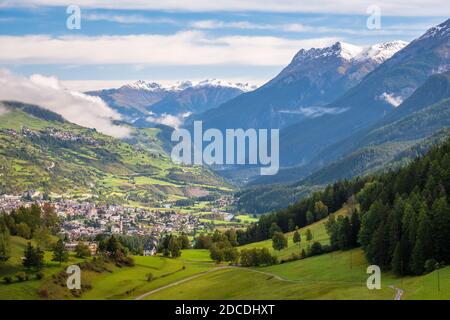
<box><xmin>0</xmin><ymin>101</ymin><xmax>230</xmax><ymax>205</ymax></box>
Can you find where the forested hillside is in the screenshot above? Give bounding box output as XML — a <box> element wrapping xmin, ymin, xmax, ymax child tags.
<box><xmin>239</xmin><ymin>137</ymin><xmax>450</xmax><ymax>276</ymax></box>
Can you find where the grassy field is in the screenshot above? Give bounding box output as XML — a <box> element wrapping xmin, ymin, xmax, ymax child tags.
<box><xmin>2</xmin><ymin>234</ymin><xmax>449</xmax><ymax>300</ymax></box>
<box><xmin>81</xmin><ymin>256</ymin><xmax>213</xmax><ymax>300</ymax></box>
<box><xmin>0</xmin><ymin>237</ymin><xmax>216</xmax><ymax>300</ymax></box>
<box><xmin>0</xmin><ymin>236</ymin><xmax>84</xmax><ymax>299</ymax></box>
<box><xmin>146</xmin><ymin>248</ymin><xmax>450</xmax><ymax>300</ymax></box>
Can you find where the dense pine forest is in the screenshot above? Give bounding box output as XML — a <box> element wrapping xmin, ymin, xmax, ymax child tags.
<box><xmin>237</xmin><ymin>137</ymin><xmax>450</xmax><ymax>275</ymax></box>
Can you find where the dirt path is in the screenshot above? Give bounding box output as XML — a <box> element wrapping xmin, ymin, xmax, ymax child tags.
<box><xmin>134</xmin><ymin>266</ymin><xmax>359</xmax><ymax>300</ymax></box>
<box><xmin>135</xmin><ymin>266</ymin><xmax>231</xmax><ymax>300</ymax></box>
<box><xmin>389</xmin><ymin>285</ymin><xmax>404</xmax><ymax>300</ymax></box>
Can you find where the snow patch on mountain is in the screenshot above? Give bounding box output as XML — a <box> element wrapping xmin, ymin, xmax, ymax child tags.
<box><xmin>292</xmin><ymin>40</ymin><xmax>408</xmax><ymax>64</ymax></box>
<box><xmin>356</xmin><ymin>41</ymin><xmax>408</xmax><ymax>63</ymax></box>
<box><xmin>122</xmin><ymin>79</ymin><xmax>257</xmax><ymax>93</ymax></box>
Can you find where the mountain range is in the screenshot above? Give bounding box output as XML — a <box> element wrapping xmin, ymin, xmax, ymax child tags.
<box><xmin>191</xmin><ymin>40</ymin><xmax>407</xmax><ymax>130</ymax></box>
<box><xmin>183</xmin><ymin>18</ymin><xmax>450</xmax><ymax>190</ymax></box>
<box><xmin>87</xmin><ymin>79</ymin><xmax>255</xmax><ymax>123</ymax></box>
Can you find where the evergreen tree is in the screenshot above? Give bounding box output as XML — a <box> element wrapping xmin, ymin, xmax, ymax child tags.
<box><xmin>305</xmin><ymin>229</ymin><xmax>313</xmax><ymax>241</ymax></box>
<box><xmin>368</xmin><ymin>223</ymin><xmax>390</xmax><ymax>267</ymax></box>
<box><xmin>430</xmin><ymin>197</ymin><xmax>450</xmax><ymax>263</ymax></box>
<box><xmin>52</xmin><ymin>239</ymin><xmax>69</xmax><ymax>265</ymax></box>
<box><xmin>410</xmin><ymin>207</ymin><xmax>433</xmax><ymax>275</ymax></box>
<box><xmin>337</xmin><ymin>216</ymin><xmax>352</xmax><ymax>250</ymax></box>
<box><xmin>293</xmin><ymin>229</ymin><xmax>301</xmax><ymax>245</ymax></box>
<box><xmin>23</xmin><ymin>242</ymin><xmax>44</xmax><ymax>270</ymax></box>
<box><xmin>306</xmin><ymin>211</ymin><xmax>314</xmax><ymax>225</ymax></box>
<box><xmin>0</xmin><ymin>217</ymin><xmax>10</xmax><ymax>262</ymax></box>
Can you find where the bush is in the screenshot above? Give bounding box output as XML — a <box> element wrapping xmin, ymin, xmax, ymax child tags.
<box><xmin>35</xmin><ymin>271</ymin><xmax>44</xmax><ymax>280</ymax></box>
<box><xmin>309</xmin><ymin>242</ymin><xmax>323</xmax><ymax>256</ymax></box>
<box><xmin>146</xmin><ymin>272</ymin><xmax>154</xmax><ymax>282</ymax></box>
<box><xmin>15</xmin><ymin>271</ymin><xmax>28</xmax><ymax>282</ymax></box>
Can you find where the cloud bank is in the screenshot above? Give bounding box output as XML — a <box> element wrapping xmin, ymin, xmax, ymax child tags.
<box><xmin>0</xmin><ymin>69</ymin><xmax>130</xmax><ymax>138</ymax></box>
<box><xmin>0</xmin><ymin>32</ymin><xmax>338</xmax><ymax>66</ymax></box>
<box><xmin>2</xmin><ymin>0</ymin><xmax>449</xmax><ymax>16</ymax></box>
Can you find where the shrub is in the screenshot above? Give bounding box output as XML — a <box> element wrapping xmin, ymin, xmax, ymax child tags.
<box><xmin>3</xmin><ymin>276</ymin><xmax>13</xmax><ymax>284</ymax></box>
<box><xmin>146</xmin><ymin>272</ymin><xmax>154</xmax><ymax>282</ymax></box>
<box><xmin>15</xmin><ymin>272</ymin><xmax>28</xmax><ymax>282</ymax></box>
<box><xmin>35</xmin><ymin>271</ymin><xmax>44</xmax><ymax>280</ymax></box>
<box><xmin>310</xmin><ymin>242</ymin><xmax>323</xmax><ymax>256</ymax></box>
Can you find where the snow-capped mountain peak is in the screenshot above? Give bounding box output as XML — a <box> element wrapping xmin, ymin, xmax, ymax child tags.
<box><xmin>335</xmin><ymin>42</ymin><xmax>365</xmax><ymax>60</ymax></box>
<box><xmin>355</xmin><ymin>40</ymin><xmax>408</xmax><ymax>63</ymax></box>
<box><xmin>292</xmin><ymin>40</ymin><xmax>407</xmax><ymax>65</ymax></box>
<box><xmin>121</xmin><ymin>79</ymin><xmax>257</xmax><ymax>93</ymax></box>
<box><xmin>192</xmin><ymin>79</ymin><xmax>257</xmax><ymax>92</ymax></box>
<box><xmin>292</xmin><ymin>41</ymin><xmax>363</xmax><ymax>62</ymax></box>
<box><xmin>123</xmin><ymin>80</ymin><xmax>164</xmax><ymax>91</ymax></box>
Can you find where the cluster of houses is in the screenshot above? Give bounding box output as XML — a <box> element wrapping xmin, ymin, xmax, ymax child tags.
<box><xmin>1</xmin><ymin>126</ymin><xmax>101</xmax><ymax>145</ymax></box>
<box><xmin>0</xmin><ymin>194</ymin><xmax>202</xmax><ymax>252</ymax></box>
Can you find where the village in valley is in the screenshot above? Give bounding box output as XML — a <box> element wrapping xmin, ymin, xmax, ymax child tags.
<box><xmin>0</xmin><ymin>192</ymin><xmax>251</xmax><ymax>256</ymax></box>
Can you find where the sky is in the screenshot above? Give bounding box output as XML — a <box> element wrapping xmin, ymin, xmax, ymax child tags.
<box><xmin>0</xmin><ymin>0</ymin><xmax>449</xmax><ymax>90</ymax></box>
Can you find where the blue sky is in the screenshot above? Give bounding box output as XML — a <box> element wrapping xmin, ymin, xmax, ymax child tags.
<box><xmin>0</xmin><ymin>1</ymin><xmax>448</xmax><ymax>90</ymax></box>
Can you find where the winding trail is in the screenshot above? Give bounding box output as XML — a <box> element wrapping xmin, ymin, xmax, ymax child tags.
<box><xmin>134</xmin><ymin>266</ymin><xmax>380</xmax><ymax>300</ymax></box>
<box><xmin>135</xmin><ymin>266</ymin><xmax>231</xmax><ymax>300</ymax></box>
<box><xmin>389</xmin><ymin>285</ymin><xmax>404</xmax><ymax>300</ymax></box>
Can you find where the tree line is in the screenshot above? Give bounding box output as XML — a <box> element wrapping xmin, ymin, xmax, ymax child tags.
<box><xmin>234</xmin><ymin>178</ymin><xmax>368</xmax><ymax>246</ymax></box>
<box><xmin>324</xmin><ymin>138</ymin><xmax>450</xmax><ymax>275</ymax></box>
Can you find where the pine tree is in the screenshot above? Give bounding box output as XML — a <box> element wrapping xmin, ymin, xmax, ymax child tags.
<box><xmin>0</xmin><ymin>218</ymin><xmax>11</xmax><ymax>262</ymax></box>
<box><xmin>305</xmin><ymin>229</ymin><xmax>313</xmax><ymax>241</ymax></box>
<box><xmin>412</xmin><ymin>206</ymin><xmax>433</xmax><ymax>273</ymax></box>
<box><xmin>368</xmin><ymin>223</ymin><xmax>390</xmax><ymax>267</ymax></box>
<box><xmin>293</xmin><ymin>229</ymin><xmax>301</xmax><ymax>245</ymax></box>
<box><xmin>23</xmin><ymin>242</ymin><xmax>44</xmax><ymax>270</ymax></box>
<box><xmin>430</xmin><ymin>197</ymin><xmax>450</xmax><ymax>263</ymax></box>
<box><xmin>337</xmin><ymin>216</ymin><xmax>352</xmax><ymax>250</ymax></box>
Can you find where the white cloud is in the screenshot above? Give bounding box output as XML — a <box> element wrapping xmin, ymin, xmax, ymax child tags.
<box><xmin>189</xmin><ymin>20</ymin><xmax>310</xmax><ymax>32</ymax></box>
<box><xmin>189</xmin><ymin>19</ymin><xmax>433</xmax><ymax>36</ymax></box>
<box><xmin>0</xmin><ymin>32</ymin><xmax>338</xmax><ymax>66</ymax></box>
<box><xmin>0</xmin><ymin>69</ymin><xmax>130</xmax><ymax>138</ymax></box>
<box><xmin>380</xmin><ymin>92</ymin><xmax>403</xmax><ymax>107</ymax></box>
<box><xmin>146</xmin><ymin>112</ymin><xmax>191</xmax><ymax>129</ymax></box>
<box><xmin>84</xmin><ymin>13</ymin><xmax>177</xmax><ymax>25</ymax></box>
<box><xmin>2</xmin><ymin>0</ymin><xmax>449</xmax><ymax>16</ymax></box>
<box><xmin>278</xmin><ymin>107</ymin><xmax>348</xmax><ymax>118</ymax></box>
